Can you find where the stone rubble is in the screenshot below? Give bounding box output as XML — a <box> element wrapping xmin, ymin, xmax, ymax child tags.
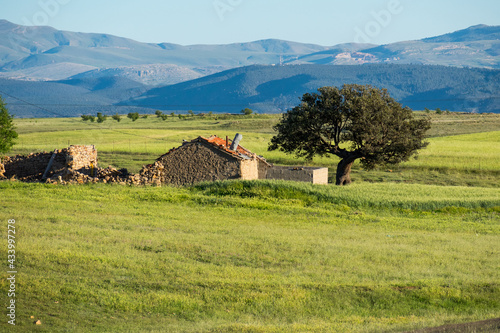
<box><xmin>0</xmin><ymin>145</ymin><xmax>165</xmax><ymax>186</ymax></box>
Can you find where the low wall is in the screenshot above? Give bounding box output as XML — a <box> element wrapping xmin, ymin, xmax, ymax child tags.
<box><xmin>267</xmin><ymin>166</ymin><xmax>329</xmax><ymax>185</ymax></box>
<box><xmin>1</xmin><ymin>145</ymin><xmax>97</xmax><ymax>181</ymax></box>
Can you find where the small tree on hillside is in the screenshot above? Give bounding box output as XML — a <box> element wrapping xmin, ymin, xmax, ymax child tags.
<box><xmin>97</xmin><ymin>112</ymin><xmax>107</xmax><ymax>123</ymax></box>
<box><xmin>241</xmin><ymin>108</ymin><xmax>253</xmax><ymax>115</ymax></box>
<box><xmin>269</xmin><ymin>84</ymin><xmax>431</xmax><ymax>185</ymax></box>
<box><xmin>127</xmin><ymin>112</ymin><xmax>140</xmax><ymax>122</ymax></box>
<box><xmin>112</xmin><ymin>114</ymin><xmax>122</xmax><ymax>122</ymax></box>
<box><xmin>0</xmin><ymin>96</ymin><xmax>18</xmax><ymax>154</ymax></box>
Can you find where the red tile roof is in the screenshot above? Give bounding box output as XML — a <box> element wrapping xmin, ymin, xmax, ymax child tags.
<box><xmin>203</xmin><ymin>135</ymin><xmax>252</xmax><ymax>157</ymax></box>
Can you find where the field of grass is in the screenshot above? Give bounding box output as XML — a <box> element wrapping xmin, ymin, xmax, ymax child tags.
<box><xmin>8</xmin><ymin>112</ymin><xmax>500</xmax><ymax>187</ymax></box>
<box><xmin>1</xmin><ymin>112</ymin><xmax>499</xmax><ymax>332</ymax></box>
<box><xmin>1</xmin><ymin>180</ymin><xmax>499</xmax><ymax>332</ymax></box>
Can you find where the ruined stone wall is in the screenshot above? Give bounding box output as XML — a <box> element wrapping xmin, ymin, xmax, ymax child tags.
<box><xmin>2</xmin><ymin>152</ymin><xmax>66</xmax><ymax>181</ymax></box>
<box><xmin>267</xmin><ymin>166</ymin><xmax>329</xmax><ymax>185</ymax></box>
<box><xmin>65</xmin><ymin>145</ymin><xmax>97</xmax><ymax>174</ymax></box>
<box><xmin>156</xmin><ymin>142</ymin><xmax>242</xmax><ymax>186</ymax></box>
<box><xmin>0</xmin><ymin>145</ymin><xmax>97</xmax><ymax>181</ymax></box>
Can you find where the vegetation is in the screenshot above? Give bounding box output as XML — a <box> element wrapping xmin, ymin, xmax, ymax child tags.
<box><xmin>81</xmin><ymin>115</ymin><xmax>96</xmax><ymax>122</ymax></box>
<box><xmin>241</xmin><ymin>108</ymin><xmax>254</xmax><ymax>115</ymax></box>
<box><xmin>127</xmin><ymin>112</ymin><xmax>140</xmax><ymax>122</ymax></box>
<box><xmin>0</xmin><ymin>95</ymin><xmax>18</xmax><ymax>154</ymax></box>
<box><xmin>96</xmin><ymin>112</ymin><xmax>107</xmax><ymax>123</ymax></box>
<box><xmin>7</xmin><ymin>112</ymin><xmax>500</xmax><ymax>187</ymax></box>
<box><xmin>111</xmin><ymin>114</ymin><xmax>121</xmax><ymax>122</ymax></box>
<box><xmin>1</xmin><ymin>111</ymin><xmax>499</xmax><ymax>332</ymax></box>
<box><xmin>1</xmin><ymin>180</ymin><xmax>499</xmax><ymax>332</ymax></box>
<box><xmin>132</xmin><ymin>65</ymin><xmax>500</xmax><ymax>114</ymax></box>
<box><xmin>269</xmin><ymin>85</ymin><xmax>431</xmax><ymax>185</ymax></box>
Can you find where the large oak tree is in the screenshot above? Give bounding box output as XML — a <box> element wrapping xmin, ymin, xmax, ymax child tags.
<box><xmin>269</xmin><ymin>84</ymin><xmax>431</xmax><ymax>185</ymax></box>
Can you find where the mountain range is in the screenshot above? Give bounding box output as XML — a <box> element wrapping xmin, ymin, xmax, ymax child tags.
<box><xmin>0</xmin><ymin>20</ymin><xmax>499</xmax><ymax>117</ymax></box>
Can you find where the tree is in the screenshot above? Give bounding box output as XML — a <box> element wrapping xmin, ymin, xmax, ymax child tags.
<box><xmin>155</xmin><ymin>110</ymin><xmax>163</xmax><ymax>118</ymax></box>
<box><xmin>112</xmin><ymin>114</ymin><xmax>122</xmax><ymax>122</ymax></box>
<box><xmin>81</xmin><ymin>115</ymin><xmax>95</xmax><ymax>122</ymax></box>
<box><xmin>96</xmin><ymin>112</ymin><xmax>107</xmax><ymax>123</ymax></box>
<box><xmin>0</xmin><ymin>96</ymin><xmax>18</xmax><ymax>154</ymax></box>
<box><xmin>241</xmin><ymin>108</ymin><xmax>253</xmax><ymax>115</ymax></box>
<box><xmin>127</xmin><ymin>112</ymin><xmax>140</xmax><ymax>122</ymax></box>
<box><xmin>269</xmin><ymin>85</ymin><xmax>431</xmax><ymax>185</ymax></box>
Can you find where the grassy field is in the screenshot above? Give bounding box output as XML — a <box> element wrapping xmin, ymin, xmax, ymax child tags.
<box><xmin>1</xmin><ymin>112</ymin><xmax>499</xmax><ymax>332</ymax></box>
<box><xmin>8</xmin><ymin>112</ymin><xmax>500</xmax><ymax>187</ymax></box>
<box><xmin>1</xmin><ymin>181</ymin><xmax>499</xmax><ymax>332</ymax></box>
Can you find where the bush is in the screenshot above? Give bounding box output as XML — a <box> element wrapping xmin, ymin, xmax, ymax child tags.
<box><xmin>112</xmin><ymin>114</ymin><xmax>121</xmax><ymax>122</ymax></box>
<box><xmin>241</xmin><ymin>108</ymin><xmax>253</xmax><ymax>115</ymax></box>
<box><xmin>97</xmin><ymin>112</ymin><xmax>107</xmax><ymax>123</ymax></box>
<box><xmin>127</xmin><ymin>112</ymin><xmax>140</xmax><ymax>121</ymax></box>
<box><xmin>81</xmin><ymin>115</ymin><xmax>95</xmax><ymax>122</ymax></box>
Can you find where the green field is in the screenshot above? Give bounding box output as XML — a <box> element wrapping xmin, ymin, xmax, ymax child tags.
<box><xmin>1</xmin><ymin>112</ymin><xmax>499</xmax><ymax>332</ymax></box>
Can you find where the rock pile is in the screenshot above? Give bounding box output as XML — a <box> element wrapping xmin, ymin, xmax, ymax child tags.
<box><xmin>128</xmin><ymin>161</ymin><xmax>164</xmax><ymax>186</ymax></box>
<box><xmin>45</xmin><ymin>167</ymin><xmax>130</xmax><ymax>185</ymax></box>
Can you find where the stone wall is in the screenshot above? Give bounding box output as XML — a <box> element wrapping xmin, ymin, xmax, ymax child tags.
<box><xmin>267</xmin><ymin>166</ymin><xmax>329</xmax><ymax>185</ymax></box>
<box><xmin>0</xmin><ymin>145</ymin><xmax>97</xmax><ymax>181</ymax></box>
<box><xmin>66</xmin><ymin>145</ymin><xmax>97</xmax><ymax>173</ymax></box>
<box><xmin>154</xmin><ymin>141</ymin><xmax>242</xmax><ymax>186</ymax></box>
<box><xmin>240</xmin><ymin>159</ymin><xmax>259</xmax><ymax>180</ymax></box>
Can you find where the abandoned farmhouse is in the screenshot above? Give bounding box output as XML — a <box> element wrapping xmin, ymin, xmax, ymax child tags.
<box><xmin>0</xmin><ymin>134</ymin><xmax>329</xmax><ymax>186</ymax></box>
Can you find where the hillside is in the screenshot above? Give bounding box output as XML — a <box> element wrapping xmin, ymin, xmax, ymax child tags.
<box><xmin>0</xmin><ymin>76</ymin><xmax>149</xmax><ymax>118</ymax></box>
<box><xmin>125</xmin><ymin>64</ymin><xmax>500</xmax><ymax>114</ymax></box>
<box><xmin>0</xmin><ymin>20</ymin><xmax>499</xmax><ymax>85</ymax></box>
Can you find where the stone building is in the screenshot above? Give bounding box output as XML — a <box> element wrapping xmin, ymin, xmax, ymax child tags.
<box><xmin>144</xmin><ymin>135</ymin><xmax>271</xmax><ymax>186</ymax></box>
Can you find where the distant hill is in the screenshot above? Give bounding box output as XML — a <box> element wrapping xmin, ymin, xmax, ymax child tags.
<box><xmin>1</xmin><ymin>20</ymin><xmax>499</xmax><ymax>117</ymax></box>
<box><xmin>0</xmin><ymin>20</ymin><xmax>499</xmax><ymax>85</ymax></box>
<box><xmin>0</xmin><ymin>76</ymin><xmax>149</xmax><ymax>118</ymax></box>
<box><xmin>124</xmin><ymin>64</ymin><xmax>500</xmax><ymax>114</ymax></box>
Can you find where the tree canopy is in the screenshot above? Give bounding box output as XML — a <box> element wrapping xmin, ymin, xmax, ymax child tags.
<box><xmin>269</xmin><ymin>84</ymin><xmax>431</xmax><ymax>185</ymax></box>
<box><xmin>0</xmin><ymin>96</ymin><xmax>18</xmax><ymax>154</ymax></box>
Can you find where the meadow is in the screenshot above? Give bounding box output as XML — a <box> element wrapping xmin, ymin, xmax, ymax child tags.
<box><xmin>0</xmin><ymin>112</ymin><xmax>499</xmax><ymax>332</ymax></box>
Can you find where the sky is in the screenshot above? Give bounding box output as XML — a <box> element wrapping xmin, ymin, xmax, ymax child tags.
<box><xmin>1</xmin><ymin>0</ymin><xmax>499</xmax><ymax>46</ymax></box>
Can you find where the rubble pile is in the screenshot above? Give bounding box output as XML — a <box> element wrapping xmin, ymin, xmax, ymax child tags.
<box><xmin>129</xmin><ymin>161</ymin><xmax>164</xmax><ymax>186</ymax></box>
<box><xmin>44</xmin><ymin>167</ymin><xmax>131</xmax><ymax>185</ymax></box>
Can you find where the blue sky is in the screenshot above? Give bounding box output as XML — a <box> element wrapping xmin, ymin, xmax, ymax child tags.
<box><xmin>2</xmin><ymin>0</ymin><xmax>499</xmax><ymax>45</ymax></box>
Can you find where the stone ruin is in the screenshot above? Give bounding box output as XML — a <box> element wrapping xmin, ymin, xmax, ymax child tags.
<box><xmin>1</xmin><ymin>140</ymin><xmax>329</xmax><ymax>186</ymax></box>
<box><xmin>0</xmin><ymin>145</ymin><xmax>129</xmax><ymax>185</ymax></box>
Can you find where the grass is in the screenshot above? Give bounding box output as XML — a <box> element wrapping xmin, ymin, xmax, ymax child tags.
<box><xmin>0</xmin><ymin>181</ymin><xmax>499</xmax><ymax>332</ymax></box>
<box><xmin>1</xmin><ymin>111</ymin><xmax>499</xmax><ymax>332</ymax></box>
<box><xmin>8</xmin><ymin>113</ymin><xmax>500</xmax><ymax>188</ymax></box>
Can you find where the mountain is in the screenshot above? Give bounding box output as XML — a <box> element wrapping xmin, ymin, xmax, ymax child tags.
<box><xmin>1</xmin><ymin>21</ymin><xmax>499</xmax><ymax>117</ymax></box>
<box><xmin>0</xmin><ymin>76</ymin><xmax>149</xmax><ymax>118</ymax></box>
<box><xmin>0</xmin><ymin>20</ymin><xmax>499</xmax><ymax>85</ymax></box>
<box><xmin>124</xmin><ymin>64</ymin><xmax>500</xmax><ymax>114</ymax></box>
<box><xmin>0</xmin><ymin>19</ymin><xmax>334</xmax><ymax>83</ymax></box>
<box><xmin>291</xmin><ymin>25</ymin><xmax>500</xmax><ymax>68</ymax></box>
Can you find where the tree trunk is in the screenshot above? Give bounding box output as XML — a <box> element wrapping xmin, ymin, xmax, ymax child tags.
<box><xmin>336</xmin><ymin>157</ymin><xmax>358</xmax><ymax>186</ymax></box>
